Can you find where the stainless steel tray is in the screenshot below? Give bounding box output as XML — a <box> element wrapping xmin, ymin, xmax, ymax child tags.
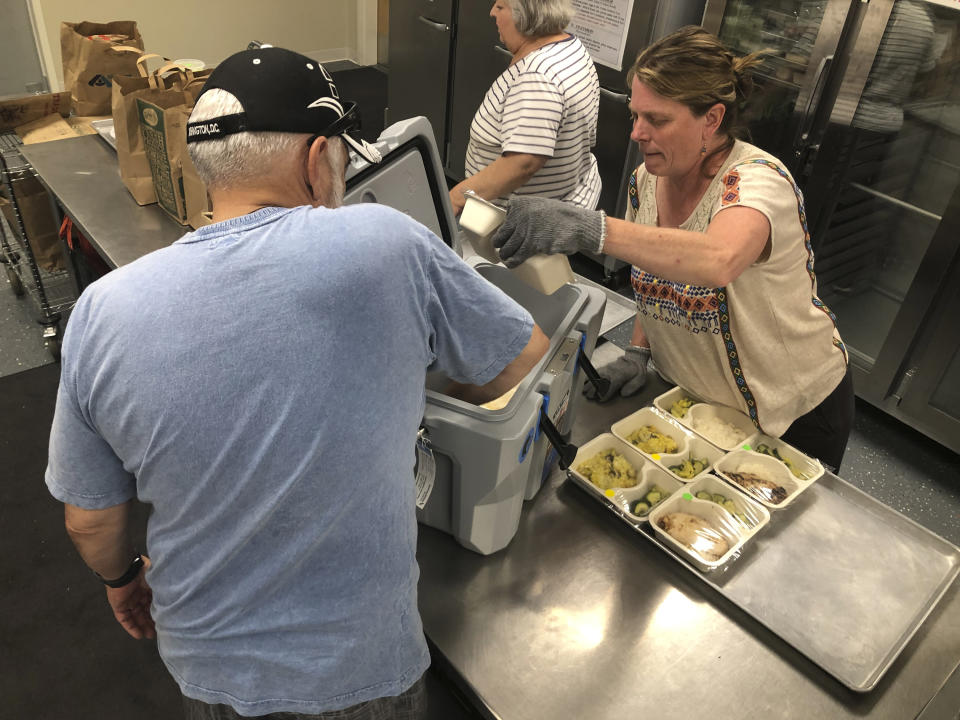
<box><xmin>90</xmin><ymin>118</ymin><xmax>116</xmax><ymax>150</ymax></box>
<box><xmin>568</xmin><ymin>470</ymin><xmax>960</xmax><ymax>692</ymax></box>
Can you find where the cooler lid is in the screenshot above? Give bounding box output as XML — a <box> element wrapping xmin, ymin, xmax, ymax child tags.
<box><xmin>344</xmin><ymin>116</ymin><xmax>461</xmax><ymax>255</ymax></box>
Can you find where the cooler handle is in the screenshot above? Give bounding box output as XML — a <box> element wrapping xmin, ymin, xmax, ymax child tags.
<box><xmin>577</xmin><ymin>347</ymin><xmax>610</xmax><ymax>399</ymax></box>
<box><xmin>538</xmin><ymin>413</ymin><xmax>578</xmax><ymax>470</ymax></box>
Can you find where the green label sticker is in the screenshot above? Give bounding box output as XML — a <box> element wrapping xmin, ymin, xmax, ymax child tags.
<box><xmin>683</xmin><ymin>492</ymin><xmax>692</xmax><ymax>501</ymax></box>
<box><xmin>651</xmin><ymin>453</ymin><xmax>661</xmax><ymax>461</ymax></box>
<box><xmin>742</xmin><ymin>444</ymin><xmax>752</xmax><ymax>451</ymax></box>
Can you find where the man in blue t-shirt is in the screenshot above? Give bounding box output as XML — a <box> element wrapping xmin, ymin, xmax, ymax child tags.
<box><xmin>46</xmin><ymin>47</ymin><xmax>547</xmax><ymax>719</ymax></box>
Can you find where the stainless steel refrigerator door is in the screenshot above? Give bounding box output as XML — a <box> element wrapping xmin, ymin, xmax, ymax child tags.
<box><xmin>798</xmin><ymin>0</ymin><xmax>960</xmax><ymax>450</ymax></box>
<box><xmin>701</xmin><ymin>0</ymin><xmax>855</xmax><ymax>169</ymax></box>
<box><xmin>445</xmin><ymin>2</ymin><xmax>510</xmax><ymax>181</ymax></box>
<box><xmin>595</xmin><ymin>86</ymin><xmax>641</xmax><ymax>222</ymax></box>
<box><xmin>892</xmin><ymin>228</ymin><xmax>960</xmax><ymax>455</ymax></box>
<box><xmin>387</xmin><ymin>0</ymin><xmax>456</xmax><ymax>162</ymax></box>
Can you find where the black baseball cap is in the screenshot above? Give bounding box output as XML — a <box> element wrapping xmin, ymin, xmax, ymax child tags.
<box><xmin>186</xmin><ymin>46</ymin><xmax>381</xmax><ymax>164</ymax></box>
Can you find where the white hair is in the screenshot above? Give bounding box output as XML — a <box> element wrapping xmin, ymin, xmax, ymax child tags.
<box><xmin>506</xmin><ymin>0</ymin><xmax>574</xmax><ymax>36</ymax></box>
<box><xmin>186</xmin><ymin>89</ymin><xmax>305</xmax><ymax>190</ymax></box>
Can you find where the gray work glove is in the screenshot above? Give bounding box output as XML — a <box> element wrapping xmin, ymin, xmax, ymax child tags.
<box><xmin>492</xmin><ymin>196</ymin><xmax>606</xmax><ymax>268</ymax></box>
<box><xmin>583</xmin><ymin>346</ymin><xmax>650</xmax><ymax>402</ymax></box>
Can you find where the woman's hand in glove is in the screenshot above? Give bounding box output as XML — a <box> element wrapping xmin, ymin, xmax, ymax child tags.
<box><xmin>583</xmin><ymin>346</ymin><xmax>650</xmax><ymax>402</ymax></box>
<box><xmin>491</xmin><ymin>196</ymin><xmax>606</xmax><ymax>268</ymax></box>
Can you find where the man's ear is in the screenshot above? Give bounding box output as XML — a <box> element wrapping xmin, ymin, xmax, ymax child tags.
<box><xmin>306</xmin><ymin>135</ymin><xmax>330</xmax><ymax>200</ymax></box>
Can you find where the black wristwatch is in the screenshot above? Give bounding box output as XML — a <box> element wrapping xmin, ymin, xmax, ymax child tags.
<box><xmin>96</xmin><ymin>553</ymin><xmax>145</xmax><ymax>588</ymax></box>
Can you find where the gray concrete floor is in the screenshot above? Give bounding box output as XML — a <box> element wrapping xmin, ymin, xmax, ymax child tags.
<box><xmin>0</xmin><ymin>266</ymin><xmax>55</xmax><ymax>378</ymax></box>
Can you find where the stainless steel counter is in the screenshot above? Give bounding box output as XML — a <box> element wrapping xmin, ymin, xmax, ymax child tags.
<box><xmin>416</xmin><ymin>377</ymin><xmax>960</xmax><ymax>720</ymax></box>
<box><xmin>18</xmin><ymin>131</ymin><xmax>960</xmax><ymax>719</ymax></box>
<box><xmin>19</xmin><ymin>135</ymin><xmax>184</xmax><ymax>270</ymax></box>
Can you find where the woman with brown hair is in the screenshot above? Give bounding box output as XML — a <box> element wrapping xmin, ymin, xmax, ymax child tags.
<box><xmin>491</xmin><ymin>26</ymin><xmax>854</xmax><ymax>470</ymax></box>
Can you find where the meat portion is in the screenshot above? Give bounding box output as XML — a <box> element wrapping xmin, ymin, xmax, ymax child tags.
<box><xmin>725</xmin><ymin>471</ymin><xmax>788</xmax><ymax>505</ymax></box>
<box><xmin>657</xmin><ymin>512</ymin><xmax>729</xmax><ymax>561</ymax></box>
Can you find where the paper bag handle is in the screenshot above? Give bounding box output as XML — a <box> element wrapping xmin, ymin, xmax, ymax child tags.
<box><xmin>135</xmin><ymin>53</ymin><xmax>165</xmax><ymax>77</ymax></box>
<box><xmin>148</xmin><ymin>62</ymin><xmax>193</xmax><ymax>89</ymax></box>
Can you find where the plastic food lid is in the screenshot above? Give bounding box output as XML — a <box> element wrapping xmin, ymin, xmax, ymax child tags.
<box><xmin>174</xmin><ymin>58</ymin><xmax>206</xmax><ymax>71</ymax></box>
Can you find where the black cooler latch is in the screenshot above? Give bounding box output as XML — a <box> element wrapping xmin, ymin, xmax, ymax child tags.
<box><xmin>577</xmin><ymin>347</ymin><xmax>610</xmax><ymax>399</ymax></box>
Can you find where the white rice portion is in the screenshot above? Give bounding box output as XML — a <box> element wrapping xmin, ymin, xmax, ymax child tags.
<box><xmin>692</xmin><ymin>415</ymin><xmax>747</xmax><ymax>447</ymax></box>
<box><xmin>734</xmin><ymin>460</ymin><xmax>777</xmax><ymax>479</ymax></box>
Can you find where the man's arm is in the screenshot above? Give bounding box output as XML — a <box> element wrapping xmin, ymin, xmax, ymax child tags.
<box><xmin>64</xmin><ymin>501</ymin><xmax>155</xmax><ymax>639</ymax></box>
<box><xmin>446</xmin><ymin>324</ymin><xmax>549</xmax><ymax>405</ymax></box>
<box><xmin>64</xmin><ymin>502</ymin><xmax>135</xmax><ymax>579</ymax></box>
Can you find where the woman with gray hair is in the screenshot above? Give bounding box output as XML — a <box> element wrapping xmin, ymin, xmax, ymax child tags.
<box><xmin>448</xmin><ymin>0</ymin><xmax>600</xmax><ymax>215</ymax></box>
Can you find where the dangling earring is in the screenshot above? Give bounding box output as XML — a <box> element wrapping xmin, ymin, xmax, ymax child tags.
<box><xmin>700</xmin><ymin>142</ymin><xmax>707</xmax><ymax>155</ymax></box>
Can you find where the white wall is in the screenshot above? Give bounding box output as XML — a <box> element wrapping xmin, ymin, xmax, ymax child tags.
<box><xmin>32</xmin><ymin>0</ymin><xmax>378</xmax><ymax>91</ymax></box>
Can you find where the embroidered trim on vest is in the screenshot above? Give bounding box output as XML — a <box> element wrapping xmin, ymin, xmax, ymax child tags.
<box><xmin>716</xmin><ymin>286</ymin><xmax>761</xmax><ymax>429</ymax></box>
<box><xmin>721</xmin><ymin>169</ymin><xmax>741</xmax><ymax>205</ymax></box>
<box><xmin>628</xmin><ymin>168</ymin><xmax>640</xmax><ymax>211</ymax></box>
<box><xmin>742</xmin><ymin>158</ymin><xmax>849</xmax><ymax>364</ymax></box>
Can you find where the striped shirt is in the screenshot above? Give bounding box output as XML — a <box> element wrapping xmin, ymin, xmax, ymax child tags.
<box><xmin>852</xmin><ymin>0</ymin><xmax>936</xmax><ymax>133</ymax></box>
<box><xmin>464</xmin><ymin>35</ymin><xmax>601</xmax><ymax>209</ymax></box>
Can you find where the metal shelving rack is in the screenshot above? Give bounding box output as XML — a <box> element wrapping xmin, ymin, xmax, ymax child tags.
<box><xmin>0</xmin><ymin>132</ymin><xmax>76</xmax><ymax>359</ymax></box>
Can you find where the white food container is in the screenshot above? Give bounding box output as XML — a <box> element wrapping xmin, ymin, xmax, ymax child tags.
<box><xmin>741</xmin><ymin>433</ymin><xmax>825</xmax><ymax>483</ymax></box>
<box><xmin>459</xmin><ymin>191</ymin><xmax>506</xmax><ymax>263</ymax></box>
<box><xmin>611</xmin><ymin>407</ymin><xmax>724</xmax><ymax>483</ymax></box>
<box><xmin>684</xmin><ymin>474</ymin><xmax>770</xmax><ymax>532</ymax></box>
<box><xmin>568</xmin><ymin>433</ymin><xmax>683</xmax><ymax>520</ymax></box>
<box><xmin>714</xmin><ymin>449</ymin><xmax>818</xmax><ymax>510</ymax></box>
<box><xmin>648</xmin><ymin>492</ymin><xmax>752</xmax><ymax>572</ymax></box>
<box><xmin>685</xmin><ymin>403</ymin><xmax>756</xmax><ymax>451</ymax></box>
<box><xmin>653</xmin><ymin>385</ymin><xmax>755</xmax><ymax>452</ymax></box>
<box><xmin>652</xmin><ymin>385</ymin><xmax>704</xmax><ymax>421</ymax></box>
<box><xmin>459</xmin><ymin>191</ymin><xmax>574</xmax><ymax>295</ymax></box>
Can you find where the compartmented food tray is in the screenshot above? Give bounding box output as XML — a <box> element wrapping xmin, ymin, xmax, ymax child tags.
<box><xmin>648</xmin><ymin>488</ymin><xmax>769</xmax><ymax>572</ymax></box>
<box><xmin>653</xmin><ymin>385</ymin><xmax>755</xmax><ymax>451</ymax></box>
<box><xmin>611</xmin><ymin>406</ymin><xmax>725</xmax><ymax>482</ymax></box>
<box><xmin>569</xmin><ymin>433</ymin><xmax>683</xmax><ymax>521</ymax></box>
<box><xmin>685</xmin><ymin>473</ymin><xmax>771</xmax><ymax>532</ymax></box>
<box><xmin>741</xmin><ymin>432</ymin><xmax>825</xmax><ymax>483</ymax></box>
<box><xmin>714</xmin><ymin>449</ymin><xmax>819</xmax><ymax>510</ymax></box>
<box><xmin>570</xmin><ymin>465</ymin><xmax>960</xmax><ymax>692</ymax></box>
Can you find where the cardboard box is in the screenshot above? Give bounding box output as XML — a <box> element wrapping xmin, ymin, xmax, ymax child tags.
<box><xmin>0</xmin><ymin>93</ymin><xmax>71</xmax><ymax>133</ymax></box>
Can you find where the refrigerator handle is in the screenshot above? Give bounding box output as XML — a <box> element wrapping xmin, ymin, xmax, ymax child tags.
<box><xmin>796</xmin><ymin>55</ymin><xmax>834</xmax><ymax>143</ymax></box>
<box><xmin>792</xmin><ymin>54</ymin><xmax>833</xmax><ymax>174</ymax></box>
<box><xmin>417</xmin><ymin>16</ymin><xmax>450</xmax><ymax>33</ymax></box>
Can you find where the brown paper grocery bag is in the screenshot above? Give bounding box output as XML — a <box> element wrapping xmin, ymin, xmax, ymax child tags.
<box><xmin>0</xmin><ymin>175</ymin><xmax>65</xmax><ymax>272</ymax></box>
<box><xmin>183</xmin><ymin>160</ymin><xmax>212</xmax><ymax>229</ymax></box>
<box><xmin>112</xmin><ymin>53</ymin><xmax>166</xmax><ymax>204</ymax></box>
<box><xmin>60</xmin><ymin>21</ymin><xmax>145</xmax><ymax>115</ymax></box>
<box><xmin>136</xmin><ymin>63</ymin><xmax>215</xmax><ymax>225</ymax></box>
<box><xmin>178</xmin><ymin>73</ymin><xmax>213</xmax><ymax>228</ymax></box>
<box><xmin>136</xmin><ymin>66</ymin><xmax>199</xmax><ymax>224</ymax></box>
